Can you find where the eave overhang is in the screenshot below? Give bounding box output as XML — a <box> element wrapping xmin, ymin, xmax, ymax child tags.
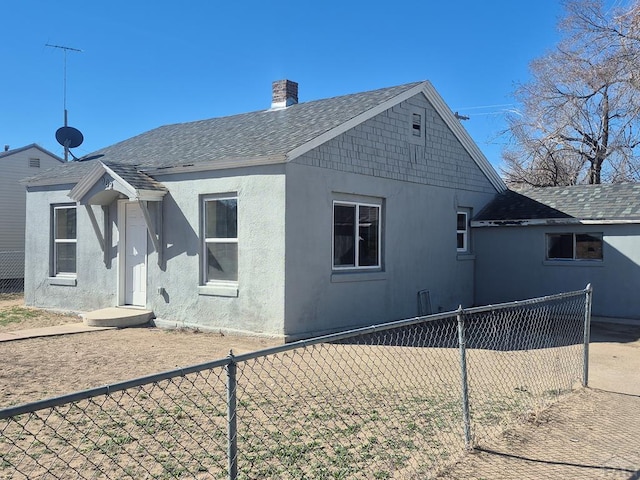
<box><xmin>471</xmin><ymin>218</ymin><xmax>640</xmax><ymax>227</ymax></box>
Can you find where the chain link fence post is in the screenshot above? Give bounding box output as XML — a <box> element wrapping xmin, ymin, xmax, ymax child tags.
<box><xmin>226</xmin><ymin>351</ymin><xmax>238</xmax><ymax>480</ymax></box>
<box><xmin>457</xmin><ymin>305</ymin><xmax>472</xmax><ymax>450</ymax></box>
<box><xmin>583</xmin><ymin>284</ymin><xmax>593</xmax><ymax>387</ymax></box>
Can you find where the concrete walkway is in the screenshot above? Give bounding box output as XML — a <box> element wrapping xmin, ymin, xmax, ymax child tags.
<box><xmin>0</xmin><ymin>306</ymin><xmax>154</xmax><ymax>342</ymax></box>
<box><xmin>0</xmin><ymin>323</ymin><xmax>115</xmax><ymax>342</ymax></box>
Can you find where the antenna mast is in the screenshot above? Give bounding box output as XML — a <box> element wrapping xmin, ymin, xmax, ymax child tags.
<box><xmin>46</xmin><ymin>43</ymin><xmax>82</xmax><ymax>160</ymax></box>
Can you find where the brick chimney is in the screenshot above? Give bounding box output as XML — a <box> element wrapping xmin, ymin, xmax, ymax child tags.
<box><xmin>271</xmin><ymin>80</ymin><xmax>298</xmax><ymax>109</ymax></box>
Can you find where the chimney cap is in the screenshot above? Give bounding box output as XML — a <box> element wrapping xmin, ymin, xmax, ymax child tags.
<box><xmin>271</xmin><ymin>79</ymin><xmax>298</xmax><ymax>109</ymax></box>
<box><xmin>4</xmin><ymin>145</ymin><xmax>9</xmax><ymax>152</ymax></box>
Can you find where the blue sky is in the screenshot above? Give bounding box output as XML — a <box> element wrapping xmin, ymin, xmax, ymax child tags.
<box><xmin>1</xmin><ymin>1</ymin><xmax>569</xmax><ymax>171</ymax></box>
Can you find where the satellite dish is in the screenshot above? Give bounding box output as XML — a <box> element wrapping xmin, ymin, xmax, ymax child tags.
<box><xmin>55</xmin><ymin>126</ymin><xmax>84</xmax><ymax>148</ymax></box>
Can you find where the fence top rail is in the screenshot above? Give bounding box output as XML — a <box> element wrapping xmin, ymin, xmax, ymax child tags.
<box><xmin>0</xmin><ymin>356</ymin><xmax>232</xmax><ymax>419</ymax></box>
<box><xmin>0</xmin><ymin>285</ymin><xmax>589</xmax><ymax>419</ymax></box>
<box><xmin>232</xmin><ymin>286</ymin><xmax>587</xmax><ymax>363</ymax></box>
<box><xmin>462</xmin><ymin>286</ymin><xmax>589</xmax><ymax>317</ymax></box>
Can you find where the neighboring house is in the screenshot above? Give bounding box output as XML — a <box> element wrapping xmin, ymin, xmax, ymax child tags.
<box><xmin>473</xmin><ymin>185</ymin><xmax>640</xmax><ymax>322</ymax></box>
<box><xmin>24</xmin><ymin>80</ymin><xmax>507</xmax><ymax>340</ymax></box>
<box><xmin>0</xmin><ymin>144</ymin><xmax>63</xmax><ymax>285</ymax></box>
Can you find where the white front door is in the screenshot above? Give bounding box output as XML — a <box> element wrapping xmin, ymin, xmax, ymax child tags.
<box><xmin>124</xmin><ymin>202</ymin><xmax>147</xmax><ymax>306</ymax></box>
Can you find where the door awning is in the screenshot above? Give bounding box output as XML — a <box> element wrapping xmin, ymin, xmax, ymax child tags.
<box><xmin>68</xmin><ymin>161</ymin><xmax>167</xmax><ymax>205</ymax></box>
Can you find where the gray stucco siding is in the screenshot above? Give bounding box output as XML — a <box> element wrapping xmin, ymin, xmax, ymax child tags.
<box><xmin>294</xmin><ymin>94</ymin><xmax>497</xmax><ymax>195</ymax></box>
<box><xmin>147</xmin><ymin>166</ymin><xmax>286</xmax><ymax>337</ymax></box>
<box><xmin>25</xmin><ymin>167</ymin><xmax>287</xmax><ymax>337</ymax></box>
<box><xmin>1</xmin><ymin>147</ymin><xmax>62</xmax><ymax>253</ymax></box>
<box><xmin>25</xmin><ymin>185</ymin><xmax>117</xmax><ymax>311</ymax></box>
<box><xmin>474</xmin><ymin>224</ymin><xmax>640</xmax><ymax>319</ymax></box>
<box><xmin>283</xmin><ymin>161</ymin><xmax>495</xmax><ymax>339</ymax></box>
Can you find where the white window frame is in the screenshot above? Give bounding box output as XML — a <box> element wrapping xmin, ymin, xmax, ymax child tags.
<box><xmin>457</xmin><ymin>211</ymin><xmax>469</xmax><ymax>253</ymax></box>
<box><xmin>201</xmin><ymin>194</ymin><xmax>238</xmax><ymax>286</ymax></box>
<box><xmin>52</xmin><ymin>205</ymin><xmax>77</xmax><ymax>277</ymax></box>
<box><xmin>332</xmin><ymin>200</ymin><xmax>382</xmax><ymax>271</ymax></box>
<box><xmin>546</xmin><ymin>232</ymin><xmax>603</xmax><ymax>261</ymax></box>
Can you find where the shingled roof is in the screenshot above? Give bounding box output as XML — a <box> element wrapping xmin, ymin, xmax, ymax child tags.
<box><xmin>474</xmin><ymin>184</ymin><xmax>640</xmax><ymax>225</ymax></box>
<box><xmin>26</xmin><ymin>82</ymin><xmax>422</xmax><ymax>184</ymax></box>
<box><xmin>25</xmin><ymin>80</ymin><xmax>506</xmax><ymax>192</ymax></box>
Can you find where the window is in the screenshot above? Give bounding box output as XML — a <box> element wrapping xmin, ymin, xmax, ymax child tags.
<box><xmin>53</xmin><ymin>205</ymin><xmax>77</xmax><ymax>275</ymax></box>
<box><xmin>333</xmin><ymin>201</ymin><xmax>381</xmax><ymax>269</ymax></box>
<box><xmin>457</xmin><ymin>211</ymin><xmax>469</xmax><ymax>252</ymax></box>
<box><xmin>203</xmin><ymin>196</ymin><xmax>238</xmax><ymax>283</ymax></box>
<box><xmin>546</xmin><ymin>233</ymin><xmax>603</xmax><ymax>261</ymax></box>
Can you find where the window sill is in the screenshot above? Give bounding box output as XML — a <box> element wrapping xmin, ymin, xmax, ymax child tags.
<box><xmin>47</xmin><ymin>276</ymin><xmax>77</xmax><ymax>286</ymax></box>
<box><xmin>331</xmin><ymin>271</ymin><xmax>387</xmax><ymax>283</ymax></box>
<box><xmin>198</xmin><ymin>284</ymin><xmax>239</xmax><ymax>297</ymax></box>
<box><xmin>457</xmin><ymin>253</ymin><xmax>475</xmax><ymax>261</ymax></box>
<box><xmin>543</xmin><ymin>260</ymin><xmax>604</xmax><ymax>267</ymax></box>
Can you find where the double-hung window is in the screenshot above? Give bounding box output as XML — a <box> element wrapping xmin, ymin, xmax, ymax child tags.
<box><xmin>202</xmin><ymin>195</ymin><xmax>238</xmax><ymax>283</ymax></box>
<box><xmin>457</xmin><ymin>211</ymin><xmax>469</xmax><ymax>252</ymax></box>
<box><xmin>333</xmin><ymin>201</ymin><xmax>381</xmax><ymax>269</ymax></box>
<box><xmin>546</xmin><ymin>233</ymin><xmax>603</xmax><ymax>261</ymax></box>
<box><xmin>53</xmin><ymin>205</ymin><xmax>77</xmax><ymax>276</ymax></box>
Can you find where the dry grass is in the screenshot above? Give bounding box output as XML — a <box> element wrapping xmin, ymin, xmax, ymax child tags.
<box><xmin>0</xmin><ymin>294</ymin><xmax>79</xmax><ymax>332</ymax></box>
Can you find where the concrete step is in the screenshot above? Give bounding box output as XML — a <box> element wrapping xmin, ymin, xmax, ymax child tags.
<box><xmin>82</xmin><ymin>307</ymin><xmax>154</xmax><ymax>328</ymax></box>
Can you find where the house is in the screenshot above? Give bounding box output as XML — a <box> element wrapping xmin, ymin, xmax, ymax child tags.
<box><xmin>24</xmin><ymin>80</ymin><xmax>507</xmax><ymax>340</ymax></box>
<box><xmin>473</xmin><ymin>185</ymin><xmax>640</xmax><ymax>323</ymax></box>
<box><xmin>0</xmin><ymin>144</ymin><xmax>63</xmax><ymax>288</ymax></box>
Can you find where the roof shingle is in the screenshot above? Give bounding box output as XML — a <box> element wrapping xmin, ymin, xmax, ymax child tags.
<box><xmin>26</xmin><ymin>82</ymin><xmax>423</xmax><ymax>184</ymax></box>
<box><xmin>474</xmin><ymin>184</ymin><xmax>640</xmax><ymax>222</ymax></box>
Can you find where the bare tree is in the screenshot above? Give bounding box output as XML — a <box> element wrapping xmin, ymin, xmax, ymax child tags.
<box><xmin>502</xmin><ymin>0</ymin><xmax>640</xmax><ymax>187</ymax></box>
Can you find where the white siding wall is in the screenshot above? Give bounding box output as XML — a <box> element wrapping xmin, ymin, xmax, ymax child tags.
<box><xmin>1</xmin><ymin>146</ymin><xmax>63</xmax><ymax>278</ymax></box>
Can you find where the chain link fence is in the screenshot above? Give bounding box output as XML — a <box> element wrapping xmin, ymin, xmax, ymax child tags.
<box><xmin>0</xmin><ymin>250</ymin><xmax>25</xmax><ymax>293</ymax></box>
<box><xmin>0</xmin><ymin>286</ymin><xmax>591</xmax><ymax>479</ymax></box>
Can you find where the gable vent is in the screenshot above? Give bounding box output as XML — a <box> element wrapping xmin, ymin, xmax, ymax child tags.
<box><xmin>412</xmin><ymin>113</ymin><xmax>422</xmax><ymax>136</ymax></box>
<box><xmin>29</xmin><ymin>158</ymin><xmax>40</xmax><ymax>168</ymax></box>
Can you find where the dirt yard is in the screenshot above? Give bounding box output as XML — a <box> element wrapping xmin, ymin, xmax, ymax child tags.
<box><xmin>0</xmin><ymin>295</ymin><xmax>279</xmax><ymax>408</ymax></box>
<box><xmin>1</xmin><ymin>295</ymin><xmax>639</xmax><ymax>478</ymax></box>
<box><xmin>2</xmin><ymin>295</ymin><xmax>638</xmax><ymax>407</ymax></box>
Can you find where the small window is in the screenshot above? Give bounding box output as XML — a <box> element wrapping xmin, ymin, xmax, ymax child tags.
<box><xmin>412</xmin><ymin>113</ymin><xmax>422</xmax><ymax>136</ymax></box>
<box><xmin>457</xmin><ymin>212</ymin><xmax>469</xmax><ymax>252</ymax></box>
<box><xmin>202</xmin><ymin>196</ymin><xmax>238</xmax><ymax>283</ymax></box>
<box><xmin>547</xmin><ymin>233</ymin><xmax>603</xmax><ymax>261</ymax></box>
<box><xmin>52</xmin><ymin>205</ymin><xmax>77</xmax><ymax>275</ymax></box>
<box><xmin>333</xmin><ymin>201</ymin><xmax>381</xmax><ymax>269</ymax></box>
<box><xmin>29</xmin><ymin>158</ymin><xmax>40</xmax><ymax>168</ymax></box>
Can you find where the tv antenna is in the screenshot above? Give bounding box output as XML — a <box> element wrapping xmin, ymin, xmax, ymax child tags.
<box><xmin>46</xmin><ymin>43</ymin><xmax>83</xmax><ymax>161</ymax></box>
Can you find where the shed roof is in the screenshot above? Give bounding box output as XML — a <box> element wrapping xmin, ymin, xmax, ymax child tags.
<box><xmin>473</xmin><ymin>184</ymin><xmax>640</xmax><ymax>225</ymax></box>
